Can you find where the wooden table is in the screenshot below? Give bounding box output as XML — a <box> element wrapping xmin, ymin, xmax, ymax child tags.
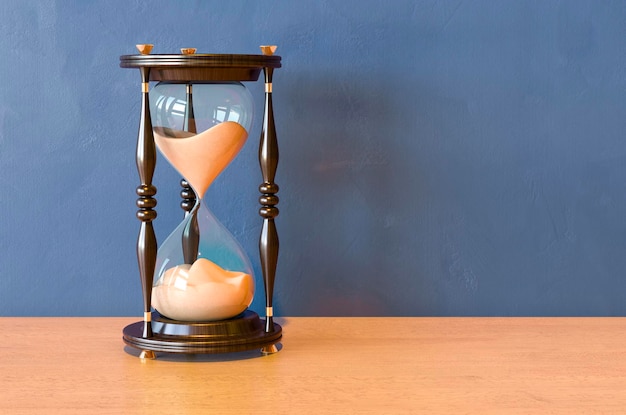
<box><xmin>1</xmin><ymin>317</ymin><xmax>626</xmax><ymax>414</ymax></box>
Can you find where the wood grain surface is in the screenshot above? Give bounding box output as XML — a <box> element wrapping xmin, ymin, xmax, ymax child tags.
<box><xmin>1</xmin><ymin>317</ymin><xmax>625</xmax><ymax>414</ymax></box>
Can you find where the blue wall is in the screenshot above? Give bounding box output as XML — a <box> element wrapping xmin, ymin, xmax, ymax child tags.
<box><xmin>1</xmin><ymin>0</ymin><xmax>625</xmax><ymax>316</ymax></box>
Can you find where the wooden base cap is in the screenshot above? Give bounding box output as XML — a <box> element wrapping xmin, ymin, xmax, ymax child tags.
<box><xmin>123</xmin><ymin>310</ymin><xmax>282</xmax><ymax>357</ymax></box>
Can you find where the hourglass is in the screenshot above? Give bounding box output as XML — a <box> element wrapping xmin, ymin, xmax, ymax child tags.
<box><xmin>120</xmin><ymin>46</ymin><xmax>282</xmax><ymax>358</ymax></box>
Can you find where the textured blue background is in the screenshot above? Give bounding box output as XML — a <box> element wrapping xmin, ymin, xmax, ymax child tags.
<box><xmin>1</xmin><ymin>0</ymin><xmax>626</xmax><ymax>316</ymax></box>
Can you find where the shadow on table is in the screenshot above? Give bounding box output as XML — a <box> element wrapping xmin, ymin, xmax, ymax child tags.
<box><xmin>123</xmin><ymin>343</ymin><xmax>283</xmax><ymax>363</ymax></box>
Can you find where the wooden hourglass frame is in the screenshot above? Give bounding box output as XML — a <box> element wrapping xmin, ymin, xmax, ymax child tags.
<box><xmin>120</xmin><ymin>46</ymin><xmax>282</xmax><ymax>359</ymax></box>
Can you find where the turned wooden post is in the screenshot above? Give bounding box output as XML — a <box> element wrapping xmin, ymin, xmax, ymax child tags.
<box><xmin>259</xmin><ymin>66</ymin><xmax>279</xmax><ymax>333</ymax></box>
<box><xmin>181</xmin><ymin>84</ymin><xmax>200</xmax><ymax>264</ymax></box>
<box><xmin>180</xmin><ymin>85</ymin><xmax>198</xmax><ymax>217</ymax></box>
<box><xmin>135</xmin><ymin>66</ymin><xmax>157</xmax><ymax>339</ymax></box>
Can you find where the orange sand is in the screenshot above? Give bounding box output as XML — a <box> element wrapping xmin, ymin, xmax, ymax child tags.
<box><xmin>152</xmin><ymin>258</ymin><xmax>254</xmax><ymax>321</ymax></box>
<box><xmin>153</xmin><ymin>121</ymin><xmax>249</xmax><ymax>198</ymax></box>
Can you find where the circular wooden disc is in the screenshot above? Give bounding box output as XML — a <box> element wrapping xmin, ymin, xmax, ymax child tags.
<box><xmin>119</xmin><ymin>54</ymin><xmax>281</xmax><ymax>82</ymax></box>
<box><xmin>123</xmin><ymin>310</ymin><xmax>282</xmax><ymax>354</ymax></box>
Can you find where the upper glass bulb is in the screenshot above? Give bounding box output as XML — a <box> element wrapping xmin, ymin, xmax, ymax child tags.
<box><xmin>150</xmin><ymin>82</ymin><xmax>254</xmax><ymax>198</ymax></box>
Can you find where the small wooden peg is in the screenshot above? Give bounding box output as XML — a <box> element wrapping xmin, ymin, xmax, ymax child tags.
<box><xmin>260</xmin><ymin>45</ymin><xmax>278</xmax><ymax>56</ymax></box>
<box><xmin>136</xmin><ymin>44</ymin><xmax>153</xmax><ymax>55</ymax></box>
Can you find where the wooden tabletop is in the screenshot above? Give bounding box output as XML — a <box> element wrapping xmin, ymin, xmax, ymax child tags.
<box><xmin>1</xmin><ymin>317</ymin><xmax>626</xmax><ymax>414</ymax></box>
